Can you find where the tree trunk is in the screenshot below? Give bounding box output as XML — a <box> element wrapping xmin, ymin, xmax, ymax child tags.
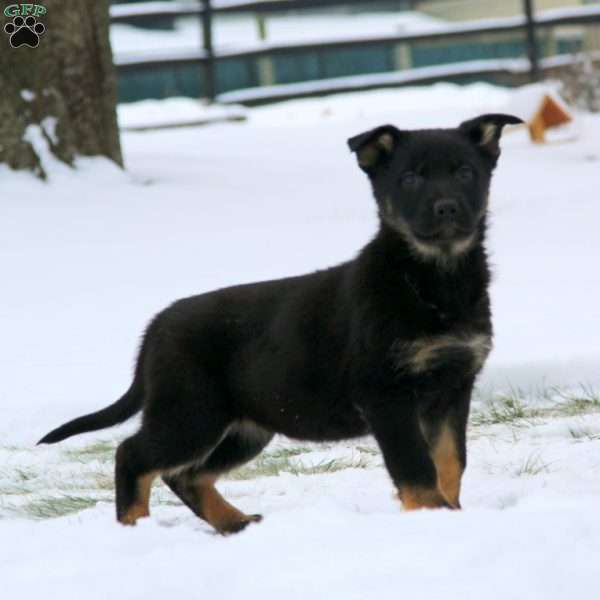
<box><xmin>0</xmin><ymin>0</ymin><xmax>122</xmax><ymax>179</ymax></box>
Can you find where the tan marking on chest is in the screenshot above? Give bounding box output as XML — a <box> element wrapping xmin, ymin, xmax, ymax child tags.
<box><xmin>396</xmin><ymin>333</ymin><xmax>492</xmax><ymax>375</ymax></box>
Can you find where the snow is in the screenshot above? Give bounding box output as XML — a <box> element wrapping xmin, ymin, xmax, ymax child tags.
<box><xmin>21</xmin><ymin>122</ymin><xmax>58</xmax><ymax>165</ymax></box>
<box><xmin>536</xmin><ymin>4</ymin><xmax>600</xmax><ymax>24</ymax></box>
<box><xmin>117</xmin><ymin>97</ymin><xmax>247</xmax><ymax>130</ymax></box>
<box><xmin>2</xmin><ymin>82</ymin><xmax>600</xmax><ymax>597</ymax></box>
<box><xmin>41</xmin><ymin>117</ymin><xmax>59</xmax><ymax>146</ymax></box>
<box><xmin>110</xmin><ymin>10</ymin><xmax>446</xmax><ymax>59</ymax></box>
<box><xmin>20</xmin><ymin>89</ymin><xmax>35</xmax><ymax>102</ymax></box>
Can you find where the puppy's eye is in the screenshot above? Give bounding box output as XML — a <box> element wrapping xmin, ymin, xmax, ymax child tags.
<box><xmin>456</xmin><ymin>165</ymin><xmax>474</xmax><ymax>182</ymax></box>
<box><xmin>400</xmin><ymin>172</ymin><xmax>421</xmax><ymax>187</ymax></box>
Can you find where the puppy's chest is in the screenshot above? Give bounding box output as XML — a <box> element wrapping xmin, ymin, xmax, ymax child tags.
<box><xmin>388</xmin><ymin>275</ymin><xmax>492</xmax><ymax>376</ymax></box>
<box><xmin>391</xmin><ymin>330</ymin><xmax>492</xmax><ymax>376</ymax></box>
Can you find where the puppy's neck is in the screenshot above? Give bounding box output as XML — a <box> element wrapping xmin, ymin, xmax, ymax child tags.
<box><xmin>355</xmin><ymin>220</ymin><xmax>490</xmax><ymax>316</ymax></box>
<box><xmin>374</xmin><ymin>218</ymin><xmax>488</xmax><ymax>274</ymax></box>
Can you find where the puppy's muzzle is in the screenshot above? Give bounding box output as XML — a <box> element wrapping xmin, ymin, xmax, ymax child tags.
<box><xmin>429</xmin><ymin>198</ymin><xmax>472</xmax><ymax>240</ymax></box>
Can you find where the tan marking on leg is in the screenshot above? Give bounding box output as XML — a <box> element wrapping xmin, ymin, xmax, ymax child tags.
<box><xmin>398</xmin><ymin>485</ymin><xmax>450</xmax><ymax>511</ymax></box>
<box><xmin>196</xmin><ymin>477</ymin><xmax>261</xmax><ymax>535</ymax></box>
<box><xmin>431</xmin><ymin>424</ymin><xmax>464</xmax><ymax>509</ymax></box>
<box><xmin>121</xmin><ymin>471</ymin><xmax>158</xmax><ymax>526</ymax></box>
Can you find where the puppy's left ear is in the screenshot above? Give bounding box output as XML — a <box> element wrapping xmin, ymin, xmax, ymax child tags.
<box><xmin>348</xmin><ymin>125</ymin><xmax>401</xmax><ymax>174</ymax></box>
<box><xmin>459</xmin><ymin>113</ymin><xmax>523</xmax><ymax>161</ymax></box>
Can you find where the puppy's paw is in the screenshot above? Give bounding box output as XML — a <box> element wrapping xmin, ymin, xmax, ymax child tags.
<box><xmin>217</xmin><ymin>513</ymin><xmax>263</xmax><ymax>535</ymax></box>
<box><xmin>398</xmin><ymin>486</ymin><xmax>452</xmax><ymax>511</ymax></box>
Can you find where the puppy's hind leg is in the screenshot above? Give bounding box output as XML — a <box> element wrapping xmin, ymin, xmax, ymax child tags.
<box><xmin>115</xmin><ymin>432</ymin><xmax>161</xmax><ymax>525</ymax></box>
<box><xmin>163</xmin><ymin>423</ymin><xmax>273</xmax><ymax>534</ymax></box>
<box><xmin>167</xmin><ymin>475</ymin><xmax>261</xmax><ymax>535</ymax></box>
<box><xmin>115</xmin><ymin>376</ymin><xmax>233</xmax><ymax>526</ymax></box>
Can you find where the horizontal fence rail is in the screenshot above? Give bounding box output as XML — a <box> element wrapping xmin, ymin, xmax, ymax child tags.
<box><xmin>111</xmin><ymin>0</ymin><xmax>391</xmax><ymax>21</ymax></box>
<box><xmin>216</xmin><ymin>52</ymin><xmax>600</xmax><ymax>105</ymax></box>
<box><xmin>110</xmin><ymin>1</ymin><xmax>600</xmax><ymax>104</ymax></box>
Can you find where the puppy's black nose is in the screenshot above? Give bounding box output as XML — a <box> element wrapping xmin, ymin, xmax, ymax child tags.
<box><xmin>433</xmin><ymin>198</ymin><xmax>459</xmax><ymax>220</ymax></box>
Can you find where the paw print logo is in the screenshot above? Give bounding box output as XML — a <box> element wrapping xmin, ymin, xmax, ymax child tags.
<box><xmin>4</xmin><ymin>15</ymin><xmax>45</xmax><ymax>48</ymax></box>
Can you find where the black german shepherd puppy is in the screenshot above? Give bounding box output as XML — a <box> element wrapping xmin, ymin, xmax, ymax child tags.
<box><xmin>39</xmin><ymin>113</ymin><xmax>521</xmax><ymax>534</ymax></box>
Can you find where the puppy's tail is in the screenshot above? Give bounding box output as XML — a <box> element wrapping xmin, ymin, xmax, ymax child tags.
<box><xmin>37</xmin><ymin>377</ymin><xmax>143</xmax><ymax>445</ymax></box>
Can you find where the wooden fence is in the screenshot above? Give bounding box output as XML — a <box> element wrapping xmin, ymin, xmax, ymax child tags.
<box><xmin>110</xmin><ymin>0</ymin><xmax>600</xmax><ymax>104</ymax></box>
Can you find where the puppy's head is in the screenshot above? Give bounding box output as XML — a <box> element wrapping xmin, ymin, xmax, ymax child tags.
<box><xmin>348</xmin><ymin>114</ymin><xmax>522</xmax><ymax>264</ymax></box>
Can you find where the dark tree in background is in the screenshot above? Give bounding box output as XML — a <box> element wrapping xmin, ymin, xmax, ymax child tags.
<box><xmin>0</xmin><ymin>0</ymin><xmax>122</xmax><ymax>178</ymax></box>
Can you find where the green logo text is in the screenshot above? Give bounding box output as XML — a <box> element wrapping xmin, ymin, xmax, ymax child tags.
<box><xmin>4</xmin><ymin>4</ymin><xmax>47</xmax><ymax>18</ymax></box>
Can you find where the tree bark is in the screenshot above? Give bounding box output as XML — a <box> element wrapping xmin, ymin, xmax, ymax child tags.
<box><xmin>0</xmin><ymin>0</ymin><xmax>122</xmax><ymax>179</ymax></box>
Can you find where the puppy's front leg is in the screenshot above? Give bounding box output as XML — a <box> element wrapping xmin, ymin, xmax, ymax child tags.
<box><xmin>361</xmin><ymin>399</ymin><xmax>451</xmax><ymax>511</ymax></box>
<box><xmin>418</xmin><ymin>380</ymin><xmax>473</xmax><ymax>509</ymax></box>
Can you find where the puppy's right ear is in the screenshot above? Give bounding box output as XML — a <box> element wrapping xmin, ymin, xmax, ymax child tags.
<box><xmin>348</xmin><ymin>125</ymin><xmax>400</xmax><ymax>173</ymax></box>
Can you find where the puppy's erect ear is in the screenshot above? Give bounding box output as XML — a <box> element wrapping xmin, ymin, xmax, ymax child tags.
<box><xmin>348</xmin><ymin>125</ymin><xmax>401</xmax><ymax>173</ymax></box>
<box><xmin>459</xmin><ymin>113</ymin><xmax>523</xmax><ymax>159</ymax></box>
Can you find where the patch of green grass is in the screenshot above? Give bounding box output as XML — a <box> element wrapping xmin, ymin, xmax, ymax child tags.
<box><xmin>14</xmin><ymin>467</ymin><xmax>36</xmax><ymax>482</ymax></box>
<box><xmin>473</xmin><ymin>384</ymin><xmax>600</xmax><ymax>428</ymax></box>
<box><xmin>264</xmin><ymin>446</ymin><xmax>312</xmax><ymax>460</ymax></box>
<box><xmin>514</xmin><ymin>454</ymin><xmax>550</xmax><ymax>477</ymax></box>
<box><xmin>289</xmin><ymin>455</ymin><xmax>372</xmax><ymax>475</ymax></box>
<box><xmin>0</xmin><ymin>466</ymin><xmax>39</xmax><ymax>496</ymax></box>
<box><xmin>18</xmin><ymin>495</ymin><xmax>101</xmax><ymax>520</ymax></box>
<box><xmin>64</xmin><ymin>440</ymin><xmax>115</xmax><ymax>462</ymax></box>
<box><xmin>355</xmin><ymin>445</ymin><xmax>380</xmax><ymax>457</ymax></box>
<box><xmin>472</xmin><ymin>388</ymin><xmax>538</xmax><ymax>426</ymax></box>
<box><xmin>94</xmin><ymin>474</ymin><xmax>115</xmax><ymax>490</ymax></box>
<box><xmin>550</xmin><ymin>385</ymin><xmax>600</xmax><ymax>417</ymax></box>
<box><xmin>0</xmin><ymin>482</ymin><xmax>35</xmax><ymax>496</ymax></box>
<box><xmin>227</xmin><ymin>449</ymin><xmax>373</xmax><ymax>480</ymax></box>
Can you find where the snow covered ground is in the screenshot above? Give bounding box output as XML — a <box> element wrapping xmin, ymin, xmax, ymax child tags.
<box><xmin>110</xmin><ymin>11</ymin><xmax>445</xmax><ymax>59</ymax></box>
<box><xmin>2</xmin><ymin>83</ymin><xmax>600</xmax><ymax>598</ymax></box>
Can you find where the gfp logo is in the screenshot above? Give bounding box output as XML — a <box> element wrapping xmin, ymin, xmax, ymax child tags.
<box><xmin>4</xmin><ymin>4</ymin><xmax>47</xmax><ymax>48</ymax></box>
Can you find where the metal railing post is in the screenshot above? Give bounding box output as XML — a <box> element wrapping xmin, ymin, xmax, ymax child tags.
<box><xmin>523</xmin><ymin>0</ymin><xmax>540</xmax><ymax>82</ymax></box>
<box><xmin>201</xmin><ymin>0</ymin><xmax>216</xmax><ymax>102</ymax></box>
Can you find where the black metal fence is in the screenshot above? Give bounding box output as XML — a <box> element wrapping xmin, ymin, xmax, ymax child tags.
<box><xmin>110</xmin><ymin>0</ymin><xmax>600</xmax><ymax>104</ymax></box>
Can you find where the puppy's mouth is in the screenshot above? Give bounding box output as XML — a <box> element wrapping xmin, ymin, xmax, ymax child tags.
<box><xmin>413</xmin><ymin>223</ymin><xmax>473</xmax><ymax>244</ymax></box>
<box><xmin>385</xmin><ymin>215</ymin><xmax>478</xmax><ymax>259</ymax></box>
